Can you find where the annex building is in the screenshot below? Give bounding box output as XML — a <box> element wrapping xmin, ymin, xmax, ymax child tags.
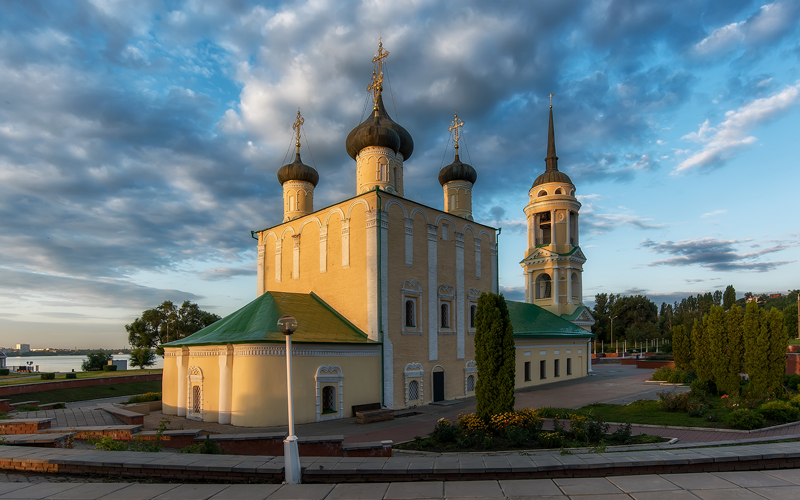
<box><xmin>162</xmin><ymin>43</ymin><xmax>595</xmax><ymax>427</ymax></box>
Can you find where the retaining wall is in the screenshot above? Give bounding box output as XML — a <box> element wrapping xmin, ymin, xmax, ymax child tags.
<box><xmin>0</xmin><ymin>374</ymin><xmax>161</xmax><ymax>397</ymax></box>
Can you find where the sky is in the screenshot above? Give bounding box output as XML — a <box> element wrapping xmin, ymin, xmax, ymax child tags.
<box><xmin>1</xmin><ymin>0</ymin><xmax>799</xmax><ymax>349</ymax></box>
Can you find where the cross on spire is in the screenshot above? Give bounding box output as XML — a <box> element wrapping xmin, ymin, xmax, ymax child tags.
<box><xmin>449</xmin><ymin>111</ymin><xmax>465</xmax><ymax>151</ymax></box>
<box><xmin>548</xmin><ymin>92</ymin><xmax>554</xmax><ymax>108</ymax></box>
<box><xmin>292</xmin><ymin>109</ymin><xmax>304</xmax><ymax>151</ymax></box>
<box><xmin>367</xmin><ymin>38</ymin><xmax>390</xmax><ymax>110</ymax></box>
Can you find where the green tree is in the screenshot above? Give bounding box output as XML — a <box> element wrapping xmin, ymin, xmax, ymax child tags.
<box><xmin>81</xmin><ymin>351</ymin><xmax>112</xmax><ymax>371</ymax></box>
<box><xmin>783</xmin><ymin>303</ymin><xmax>798</xmax><ymax>339</ymax></box>
<box><xmin>718</xmin><ymin>305</ymin><xmax>745</xmax><ymax>396</ymax></box>
<box><xmin>692</xmin><ymin>317</ymin><xmax>712</xmax><ymax>382</ymax></box>
<box><xmin>707</xmin><ymin>305</ymin><xmax>727</xmax><ymax>388</ymax></box>
<box><xmin>723</xmin><ymin>285</ymin><xmax>736</xmax><ymax>311</ymax></box>
<box><xmin>766</xmin><ymin>308</ymin><xmax>788</xmax><ymax>395</ymax></box>
<box><xmin>126</xmin><ymin>300</ymin><xmax>221</xmax><ymax>355</ymax></box>
<box><xmin>129</xmin><ymin>347</ymin><xmax>157</xmax><ymax>369</ymax></box>
<box><xmin>474</xmin><ymin>292</ymin><xmax>516</xmax><ymax>419</ymax></box>
<box><xmin>672</xmin><ymin>325</ymin><xmax>692</xmax><ymax>371</ymax></box>
<box><xmin>744</xmin><ymin>302</ymin><xmax>768</xmax><ymax>395</ymax></box>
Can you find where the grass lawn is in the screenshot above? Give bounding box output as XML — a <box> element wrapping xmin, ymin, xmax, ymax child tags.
<box><xmin>0</xmin><ymin>369</ymin><xmax>161</xmax><ymax>387</ymax></box>
<box><xmin>7</xmin><ymin>380</ymin><xmax>162</xmax><ymax>404</ymax></box>
<box><xmin>580</xmin><ymin>401</ymin><xmax>728</xmax><ymax>428</ymax></box>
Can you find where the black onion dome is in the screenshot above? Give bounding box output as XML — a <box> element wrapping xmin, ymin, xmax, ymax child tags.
<box><xmin>438</xmin><ymin>152</ymin><xmax>477</xmax><ymax>186</ymax></box>
<box><xmin>346</xmin><ymin>94</ymin><xmax>412</xmax><ymax>160</ymax></box>
<box><xmin>277</xmin><ymin>151</ymin><xmax>319</xmax><ymax>187</ymax></box>
<box><xmin>532</xmin><ymin>169</ymin><xmax>573</xmax><ymax>188</ymax></box>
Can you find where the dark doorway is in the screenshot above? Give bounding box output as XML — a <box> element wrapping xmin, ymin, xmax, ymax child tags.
<box><xmin>433</xmin><ymin>371</ymin><xmax>445</xmax><ymax>402</ymax></box>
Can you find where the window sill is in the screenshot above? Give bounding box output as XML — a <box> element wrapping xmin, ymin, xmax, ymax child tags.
<box><xmin>321</xmin><ymin>410</ymin><xmax>337</xmax><ymax>415</ymax></box>
<box><xmin>401</xmin><ymin>330</ymin><xmax>423</xmax><ymax>335</ymax></box>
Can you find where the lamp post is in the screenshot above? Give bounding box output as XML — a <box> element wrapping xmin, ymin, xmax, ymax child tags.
<box><xmin>277</xmin><ymin>315</ymin><xmax>301</xmax><ymax>485</ymax></box>
<box><xmin>610</xmin><ymin>315</ymin><xmax>618</xmax><ymax>353</ymax></box>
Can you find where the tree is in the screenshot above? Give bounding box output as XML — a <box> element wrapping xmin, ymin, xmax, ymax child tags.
<box><xmin>672</xmin><ymin>325</ymin><xmax>692</xmax><ymax>371</ymax></box>
<box><xmin>129</xmin><ymin>347</ymin><xmax>157</xmax><ymax>369</ymax></box>
<box><xmin>723</xmin><ymin>285</ymin><xmax>736</xmax><ymax>311</ymax></box>
<box><xmin>744</xmin><ymin>302</ymin><xmax>768</xmax><ymax>395</ymax></box>
<box><xmin>707</xmin><ymin>305</ymin><xmax>727</xmax><ymax>389</ymax></box>
<box><xmin>691</xmin><ymin>317</ymin><xmax>712</xmax><ymax>382</ymax></box>
<box><xmin>721</xmin><ymin>305</ymin><xmax>744</xmax><ymax>396</ymax></box>
<box><xmin>766</xmin><ymin>308</ymin><xmax>787</xmax><ymax>395</ymax></box>
<box><xmin>784</xmin><ymin>303</ymin><xmax>799</xmax><ymax>339</ymax></box>
<box><xmin>82</xmin><ymin>351</ymin><xmax>112</xmax><ymax>371</ymax></box>
<box><xmin>474</xmin><ymin>292</ymin><xmax>516</xmax><ymax>419</ymax></box>
<box><xmin>126</xmin><ymin>300</ymin><xmax>221</xmax><ymax>355</ymax></box>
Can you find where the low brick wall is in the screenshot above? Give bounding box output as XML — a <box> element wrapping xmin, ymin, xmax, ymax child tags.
<box><xmin>637</xmin><ymin>360</ymin><xmax>675</xmax><ymax>369</ymax></box>
<box><xmin>0</xmin><ymin>419</ymin><xmax>52</xmax><ymax>435</ymax></box>
<box><xmin>787</xmin><ymin>353</ymin><xmax>800</xmax><ymax>375</ymax></box>
<box><xmin>43</xmin><ymin>426</ymin><xmax>141</xmax><ymax>440</ymax></box>
<box><xmin>0</xmin><ymin>374</ymin><xmax>161</xmax><ymax>398</ymax></box>
<box><xmin>205</xmin><ymin>433</ymin><xmax>287</xmax><ymax>456</ymax></box>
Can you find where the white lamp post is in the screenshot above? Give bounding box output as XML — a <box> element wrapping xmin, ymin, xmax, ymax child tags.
<box><xmin>277</xmin><ymin>315</ymin><xmax>301</xmax><ymax>485</ymax></box>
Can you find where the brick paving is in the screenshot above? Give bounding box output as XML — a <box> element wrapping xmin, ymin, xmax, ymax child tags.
<box><xmin>13</xmin><ymin>408</ymin><xmax>124</xmax><ymax>428</ymax></box>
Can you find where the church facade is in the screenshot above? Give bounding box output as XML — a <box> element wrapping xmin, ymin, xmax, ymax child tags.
<box><xmin>161</xmin><ymin>43</ymin><xmax>594</xmax><ymax>427</ymax></box>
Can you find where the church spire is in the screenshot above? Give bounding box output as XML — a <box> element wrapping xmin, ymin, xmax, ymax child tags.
<box><xmin>545</xmin><ymin>93</ymin><xmax>559</xmax><ymax>172</ymax></box>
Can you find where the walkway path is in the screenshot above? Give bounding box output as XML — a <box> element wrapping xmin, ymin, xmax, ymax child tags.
<box><xmin>14</xmin><ymin>407</ymin><xmax>123</xmax><ymax>428</ymax></box>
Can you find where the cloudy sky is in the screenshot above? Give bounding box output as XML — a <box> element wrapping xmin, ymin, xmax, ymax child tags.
<box><xmin>1</xmin><ymin>0</ymin><xmax>799</xmax><ymax>348</ymax></box>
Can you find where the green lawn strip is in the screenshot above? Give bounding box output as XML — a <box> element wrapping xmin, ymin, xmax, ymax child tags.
<box><xmin>0</xmin><ymin>369</ymin><xmax>162</xmax><ymax>387</ymax></box>
<box><xmin>6</xmin><ymin>380</ymin><xmax>162</xmax><ymax>404</ymax></box>
<box><xmin>579</xmin><ymin>401</ymin><xmax>729</xmax><ymax>429</ymax></box>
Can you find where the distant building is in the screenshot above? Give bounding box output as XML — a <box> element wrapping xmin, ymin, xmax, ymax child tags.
<box><xmin>770</xmin><ymin>293</ymin><xmax>782</xmax><ymax>299</ymax></box>
<box><xmin>15</xmin><ymin>344</ymin><xmax>30</xmax><ymax>353</ymax></box>
<box><xmin>746</xmin><ymin>296</ymin><xmax>758</xmax><ymax>303</ymax></box>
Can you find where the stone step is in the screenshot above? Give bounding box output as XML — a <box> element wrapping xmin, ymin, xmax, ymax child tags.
<box><xmin>99</xmin><ymin>406</ymin><xmax>144</xmax><ymax>425</ymax></box>
<box><xmin>0</xmin><ymin>433</ymin><xmax>75</xmax><ymax>449</ymax></box>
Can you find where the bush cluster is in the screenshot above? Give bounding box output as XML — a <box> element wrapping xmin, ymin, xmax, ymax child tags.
<box><xmin>728</xmin><ymin>409</ymin><xmax>765</xmax><ymax>430</ymax></box>
<box><xmin>759</xmin><ymin>401</ymin><xmax>800</xmax><ymax>423</ymax></box>
<box><xmin>102</xmin><ymin>365</ymin><xmax>117</xmax><ymax>372</ymax></box>
<box><xmin>0</xmin><ymin>369</ymin><xmax>9</xmax><ymax>376</ymax></box>
<box><xmin>40</xmin><ymin>373</ymin><xmax>55</xmax><ymax>380</ymax></box>
<box><xmin>125</xmin><ymin>392</ymin><xmax>162</xmax><ymax>404</ymax></box>
<box><xmin>65</xmin><ymin>373</ymin><xmax>77</xmax><ymax>379</ymax></box>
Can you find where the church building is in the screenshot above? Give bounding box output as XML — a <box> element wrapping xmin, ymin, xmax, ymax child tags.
<box><xmin>161</xmin><ymin>43</ymin><xmax>594</xmax><ymax>427</ymax></box>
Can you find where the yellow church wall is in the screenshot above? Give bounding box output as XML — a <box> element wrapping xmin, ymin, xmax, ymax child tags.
<box><xmin>514</xmin><ymin>339</ymin><xmax>588</xmax><ymax>388</ymax></box>
<box><xmin>257</xmin><ymin>195</ymin><xmax>373</xmax><ymax>332</ymax></box>
<box><xmin>186</xmin><ymin>351</ymin><xmax>221</xmax><ymax>422</ymax></box>
<box><xmin>229</xmin><ymin>346</ymin><xmax>380</xmax><ymax>427</ymax></box>
<box><xmin>162</xmin><ymin>353</ymin><xmax>178</xmax><ymax>415</ymax></box>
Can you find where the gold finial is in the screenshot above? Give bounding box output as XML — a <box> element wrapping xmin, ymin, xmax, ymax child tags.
<box><xmin>292</xmin><ymin>108</ymin><xmax>304</xmax><ymax>151</ymax></box>
<box><xmin>548</xmin><ymin>92</ymin><xmax>554</xmax><ymax>108</ymax></box>
<box><xmin>367</xmin><ymin>38</ymin><xmax>390</xmax><ymax>111</ymax></box>
<box><xmin>449</xmin><ymin>111</ymin><xmax>465</xmax><ymax>151</ymax></box>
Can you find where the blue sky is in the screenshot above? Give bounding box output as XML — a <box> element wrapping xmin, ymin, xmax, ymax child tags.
<box><xmin>1</xmin><ymin>0</ymin><xmax>799</xmax><ymax>348</ymax></box>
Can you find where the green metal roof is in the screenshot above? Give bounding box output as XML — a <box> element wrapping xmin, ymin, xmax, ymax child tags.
<box><xmin>559</xmin><ymin>305</ymin><xmax>591</xmax><ymax>322</ymax></box>
<box><xmin>507</xmin><ymin>300</ymin><xmax>594</xmax><ymax>338</ymax></box>
<box><xmin>163</xmin><ymin>292</ymin><xmax>377</xmax><ymax>347</ymax></box>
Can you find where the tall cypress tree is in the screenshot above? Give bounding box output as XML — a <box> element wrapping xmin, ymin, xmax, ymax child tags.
<box><xmin>723</xmin><ymin>285</ymin><xmax>736</xmax><ymax>311</ymax></box>
<box><xmin>766</xmin><ymin>308</ymin><xmax>788</xmax><ymax>395</ymax></box>
<box><xmin>707</xmin><ymin>305</ymin><xmax>727</xmax><ymax>389</ymax></box>
<box><xmin>672</xmin><ymin>325</ymin><xmax>692</xmax><ymax>371</ymax></box>
<box><xmin>474</xmin><ymin>292</ymin><xmax>516</xmax><ymax>419</ymax></box>
<box><xmin>744</xmin><ymin>302</ymin><xmax>768</xmax><ymax>395</ymax></box>
<box><xmin>720</xmin><ymin>305</ymin><xmax>744</xmax><ymax>396</ymax></box>
<box><xmin>692</xmin><ymin>317</ymin><xmax>713</xmax><ymax>382</ymax></box>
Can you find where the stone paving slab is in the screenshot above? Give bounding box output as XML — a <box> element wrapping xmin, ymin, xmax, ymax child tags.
<box><xmin>14</xmin><ymin>408</ymin><xmax>123</xmax><ymax>428</ymax></box>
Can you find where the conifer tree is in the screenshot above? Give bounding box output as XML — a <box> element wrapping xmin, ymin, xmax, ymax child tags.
<box><xmin>723</xmin><ymin>285</ymin><xmax>736</xmax><ymax>311</ymax></box>
<box><xmin>744</xmin><ymin>302</ymin><xmax>768</xmax><ymax>395</ymax></box>
<box><xmin>474</xmin><ymin>292</ymin><xmax>516</xmax><ymax>419</ymax></box>
<box><xmin>707</xmin><ymin>305</ymin><xmax>727</xmax><ymax>389</ymax></box>
<box><xmin>766</xmin><ymin>308</ymin><xmax>788</xmax><ymax>395</ymax></box>
<box><xmin>692</xmin><ymin>317</ymin><xmax>713</xmax><ymax>382</ymax></box>
<box><xmin>719</xmin><ymin>305</ymin><xmax>744</xmax><ymax>396</ymax></box>
<box><xmin>672</xmin><ymin>325</ymin><xmax>692</xmax><ymax>371</ymax></box>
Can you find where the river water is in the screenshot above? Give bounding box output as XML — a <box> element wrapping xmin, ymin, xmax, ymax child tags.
<box><xmin>3</xmin><ymin>354</ymin><xmax>164</xmax><ymax>373</ymax></box>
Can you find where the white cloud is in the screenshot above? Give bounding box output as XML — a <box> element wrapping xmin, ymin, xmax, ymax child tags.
<box><xmin>673</xmin><ymin>83</ymin><xmax>800</xmax><ymax>174</ymax></box>
<box><xmin>701</xmin><ymin>209</ymin><xmax>726</xmax><ymax>218</ymax></box>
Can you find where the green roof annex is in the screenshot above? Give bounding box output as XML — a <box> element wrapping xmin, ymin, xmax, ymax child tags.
<box><xmin>506</xmin><ymin>300</ymin><xmax>593</xmax><ymax>338</ymax></box>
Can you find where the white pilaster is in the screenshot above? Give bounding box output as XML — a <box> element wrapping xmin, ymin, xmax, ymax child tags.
<box><xmin>319</xmin><ymin>227</ymin><xmax>327</xmax><ymax>274</ymax></box>
<box><xmin>404</xmin><ymin>218</ymin><xmax>414</xmax><ymax>267</ymax></box>
<box><xmin>292</xmin><ymin>235</ymin><xmax>300</xmax><ymax>280</ymax></box>
<box><xmin>366</xmin><ymin>211</ymin><xmax>379</xmax><ymax>341</ymax></box>
<box><xmin>474</xmin><ymin>239</ymin><xmax>481</xmax><ymax>279</ymax></box>
<box><xmin>490</xmin><ymin>242</ymin><xmax>498</xmax><ymax>294</ymax></box>
<box><xmin>427</xmin><ymin>224</ymin><xmax>438</xmax><ymax>361</ymax></box>
<box><xmin>553</xmin><ymin>265</ymin><xmax>560</xmax><ymax>306</ymax></box>
<box><xmin>566</xmin><ymin>266</ymin><xmax>573</xmax><ymax>305</ymax></box>
<box><xmin>380</xmin><ymin>211</ymin><xmax>393</xmax><ymax>407</ymax></box>
<box><xmin>218</xmin><ymin>346</ymin><xmax>232</xmax><ymax>424</ymax></box>
<box><xmin>177</xmin><ymin>349</ymin><xmax>188</xmax><ymax>417</ymax></box>
<box><xmin>455</xmin><ymin>232</ymin><xmax>465</xmax><ymax>360</ymax></box>
<box><xmin>566</xmin><ymin>209</ymin><xmax>571</xmax><ymax>245</ymax></box>
<box><xmin>341</xmin><ymin>219</ymin><xmax>350</xmax><ymax>269</ymax></box>
<box><xmin>587</xmin><ymin>340</ymin><xmax>593</xmax><ymax>373</ymax></box>
<box><xmin>275</xmin><ymin>240</ymin><xmax>282</xmax><ymax>283</ymax></box>
<box><xmin>257</xmin><ymin>244</ymin><xmax>265</xmax><ymax>296</ymax></box>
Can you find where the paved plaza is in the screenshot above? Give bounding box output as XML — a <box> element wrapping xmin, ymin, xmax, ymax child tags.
<box><xmin>2</xmin><ymin>470</ymin><xmax>800</xmax><ymax>499</ymax></box>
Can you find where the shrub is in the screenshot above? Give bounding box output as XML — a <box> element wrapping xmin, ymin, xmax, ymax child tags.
<box><xmin>657</xmin><ymin>390</ymin><xmax>689</xmax><ymax>412</ymax></box>
<box><xmin>585</xmin><ymin>417</ymin><xmax>609</xmax><ymax>444</ymax></box>
<box><xmin>178</xmin><ymin>436</ymin><xmax>221</xmax><ymax>454</ymax></box>
<box><xmin>65</xmin><ymin>373</ymin><xmax>77</xmax><ymax>379</ymax></box>
<box><xmin>610</xmin><ymin>423</ymin><xmax>633</xmax><ymax>445</ymax></box>
<box><xmin>0</xmin><ymin>369</ymin><xmax>8</xmax><ymax>376</ymax></box>
<box><xmin>40</xmin><ymin>373</ymin><xmax>55</xmax><ymax>380</ymax></box>
<box><xmin>759</xmin><ymin>400</ymin><xmax>800</xmax><ymax>423</ymax></box>
<box><xmin>126</xmin><ymin>392</ymin><xmax>162</xmax><ymax>404</ymax></box>
<box><xmin>728</xmin><ymin>409</ymin><xmax>765</xmax><ymax>430</ymax></box>
<box><xmin>690</xmin><ymin>379</ymin><xmax>717</xmax><ymax>395</ymax></box>
<box><xmin>536</xmin><ymin>431</ymin><xmax>564</xmax><ymax>448</ymax></box>
<box><xmin>784</xmin><ymin>374</ymin><xmax>800</xmax><ymax>392</ymax></box>
<box><xmin>667</xmin><ymin>370</ymin><xmax>686</xmax><ymax>384</ymax></box>
<box><xmin>102</xmin><ymin>365</ymin><xmax>117</xmax><ymax>372</ymax></box>
<box><xmin>431</xmin><ymin>418</ymin><xmax>457</xmax><ymax>443</ymax></box>
<box><xmin>14</xmin><ymin>404</ymin><xmax>40</xmax><ymax>412</ymax></box>
<box><xmin>88</xmin><ymin>436</ymin><xmax>127</xmax><ymax>451</ymax></box>
<box><xmin>789</xmin><ymin>395</ymin><xmax>800</xmax><ymax>408</ymax></box>
<box><xmin>652</xmin><ymin>366</ymin><xmax>673</xmax><ymax>381</ymax></box>
<box><xmin>82</xmin><ymin>351</ymin><xmax>112</xmax><ymax>371</ymax></box>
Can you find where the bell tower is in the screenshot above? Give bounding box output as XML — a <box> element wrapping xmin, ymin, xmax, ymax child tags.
<box><xmin>521</xmin><ymin>97</ymin><xmax>594</xmax><ymax>329</ymax></box>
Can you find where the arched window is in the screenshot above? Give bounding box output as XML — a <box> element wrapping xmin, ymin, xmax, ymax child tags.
<box><xmin>441</xmin><ymin>303</ymin><xmax>450</xmax><ymax>328</ymax></box>
<box><xmin>322</xmin><ymin>386</ymin><xmax>336</xmax><ymax>414</ymax></box>
<box><xmin>570</xmin><ymin>189</ymin><xmax>575</xmax><ymax>196</ymax></box>
<box><xmin>405</xmin><ymin>299</ymin><xmax>415</xmax><ymax>327</ymax></box>
<box><xmin>192</xmin><ymin>385</ymin><xmax>201</xmax><ymax>413</ymax></box>
<box><xmin>555</xmin><ymin>188</ymin><xmax>563</xmax><ymax>194</ymax></box>
<box><xmin>466</xmin><ymin>375</ymin><xmax>475</xmax><ymax>392</ymax></box>
<box><xmin>535</xmin><ymin>274</ymin><xmax>552</xmax><ymax>299</ymax></box>
<box><xmin>571</xmin><ymin>272</ymin><xmax>581</xmax><ymax>301</ymax></box>
<box><xmin>537</xmin><ymin>190</ymin><xmax>547</xmax><ymax>197</ymax></box>
<box><xmin>187</xmin><ymin>366</ymin><xmax>203</xmax><ymax>422</ymax></box>
<box><xmin>408</xmin><ymin>380</ymin><xmax>419</xmax><ymax>401</ymax></box>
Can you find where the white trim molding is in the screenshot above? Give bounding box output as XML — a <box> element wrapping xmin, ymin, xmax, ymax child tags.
<box><xmin>187</xmin><ymin>366</ymin><xmax>203</xmax><ymax>422</ymax></box>
<box><xmin>315</xmin><ymin>365</ymin><xmax>344</xmax><ymax>422</ymax></box>
<box><xmin>403</xmin><ymin>362</ymin><xmax>424</xmax><ymax>407</ymax></box>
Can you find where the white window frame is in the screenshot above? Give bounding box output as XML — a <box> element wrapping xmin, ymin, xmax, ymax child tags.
<box><xmin>187</xmin><ymin>366</ymin><xmax>203</xmax><ymax>422</ymax></box>
<box><xmin>465</xmin><ymin>360</ymin><xmax>477</xmax><ymax>396</ymax></box>
<box><xmin>438</xmin><ymin>285</ymin><xmax>455</xmax><ymax>335</ymax></box>
<box><xmin>401</xmin><ymin>280</ymin><xmax>423</xmax><ymax>335</ymax></box>
<box><xmin>315</xmin><ymin>365</ymin><xmax>344</xmax><ymax>422</ymax></box>
<box><xmin>404</xmin><ymin>363</ymin><xmax>424</xmax><ymax>407</ymax></box>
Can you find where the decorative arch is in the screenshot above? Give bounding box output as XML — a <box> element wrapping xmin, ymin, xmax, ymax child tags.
<box><xmin>324</xmin><ymin>207</ymin><xmax>345</xmax><ymax>226</ymax></box>
<box><xmin>403</xmin><ymin>362</ymin><xmax>424</xmax><ymax>406</ymax></box>
<box><xmin>297</xmin><ymin>217</ymin><xmax>322</xmax><ymax>235</ymax></box>
<box><xmin>383</xmin><ymin>199</ymin><xmax>409</xmax><ymax>218</ymax></box>
<box><xmin>571</xmin><ymin>271</ymin><xmax>581</xmax><ymax>301</ymax></box>
<box><xmin>537</xmin><ymin>190</ymin><xmax>548</xmax><ymax>197</ymax></box>
<box><xmin>263</xmin><ymin>231</ymin><xmax>278</xmax><ymax>244</ymax></box>
<box><xmin>435</xmin><ymin>213</ymin><xmax>459</xmax><ymax>230</ymax></box>
<box><xmin>535</xmin><ymin>273</ymin><xmax>552</xmax><ymax>299</ymax></box>
<box><xmin>555</xmin><ymin>188</ymin><xmax>563</xmax><ymax>195</ymax></box>
<box><xmin>346</xmin><ymin>198</ymin><xmax>370</xmax><ymax>219</ymax></box>
<box><xmin>315</xmin><ymin>365</ymin><xmax>344</xmax><ymax>422</ymax></box>
<box><xmin>280</xmin><ymin>226</ymin><xmax>296</xmax><ymax>240</ymax></box>
<box><xmin>461</xmin><ymin>224</ymin><xmax>477</xmax><ymax>238</ymax></box>
<box><xmin>409</xmin><ymin>207</ymin><xmax>431</xmax><ymax>225</ymax></box>
<box><xmin>477</xmin><ymin>229</ymin><xmax>493</xmax><ymax>241</ymax></box>
<box><xmin>465</xmin><ymin>360</ymin><xmax>478</xmax><ymax>396</ymax></box>
<box><xmin>187</xmin><ymin>366</ymin><xmax>203</xmax><ymax>422</ymax></box>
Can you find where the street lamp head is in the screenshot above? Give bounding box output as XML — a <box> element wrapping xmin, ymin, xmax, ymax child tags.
<box><xmin>277</xmin><ymin>315</ymin><xmax>298</xmax><ymax>335</ymax></box>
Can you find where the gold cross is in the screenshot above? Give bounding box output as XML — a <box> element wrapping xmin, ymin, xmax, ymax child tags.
<box><xmin>367</xmin><ymin>39</ymin><xmax>389</xmax><ymax>108</ymax></box>
<box><xmin>449</xmin><ymin>111</ymin><xmax>465</xmax><ymax>150</ymax></box>
<box><xmin>548</xmin><ymin>92</ymin><xmax>554</xmax><ymax>108</ymax></box>
<box><xmin>292</xmin><ymin>109</ymin><xmax>304</xmax><ymax>148</ymax></box>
